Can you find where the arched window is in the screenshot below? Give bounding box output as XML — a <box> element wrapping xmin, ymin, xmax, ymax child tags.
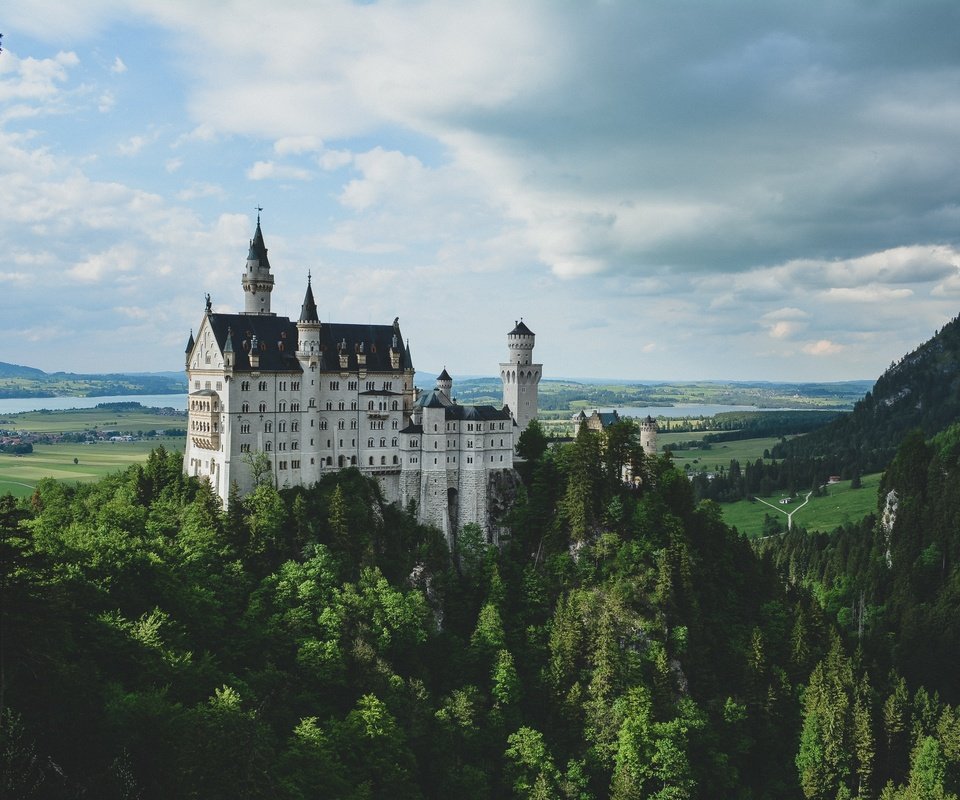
<box><xmin>368</xmin><ymin>438</ymin><xmax>374</xmax><ymax>447</ymax></box>
<box><xmin>265</xmin><ymin>441</ymin><xmax>272</xmax><ymax>451</ymax></box>
<box><xmin>369</xmin><ymin>457</ymin><xmax>374</xmax><ymax>465</ymax></box>
<box><xmin>350</xmin><ymin>456</ymin><xmax>356</xmax><ymax>465</ymax></box>
<box><xmin>338</xmin><ymin>419</ymin><xmax>345</xmax><ymax>430</ymax></box>
<box><xmin>391</xmin><ymin>400</ymin><xmax>398</xmax><ymax>411</ymax></box>
<box><xmin>241</xmin><ymin>402</ymin><xmax>249</xmax><ymax>413</ymax></box>
<box><xmin>259</xmin><ymin>402</ymin><xmax>267</xmax><ymax>413</ymax></box>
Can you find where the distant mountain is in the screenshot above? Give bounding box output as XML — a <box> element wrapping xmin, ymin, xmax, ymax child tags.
<box><xmin>0</xmin><ymin>362</ymin><xmax>187</xmax><ymax>399</ymax></box>
<box><xmin>776</xmin><ymin>314</ymin><xmax>960</xmax><ymax>471</ymax></box>
<box><xmin>0</xmin><ymin>361</ymin><xmax>47</xmax><ymax>379</ymax></box>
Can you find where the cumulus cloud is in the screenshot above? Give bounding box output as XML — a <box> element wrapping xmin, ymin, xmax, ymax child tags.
<box><xmin>803</xmin><ymin>340</ymin><xmax>845</xmax><ymax>356</ymax></box>
<box><xmin>110</xmin><ymin>56</ymin><xmax>127</xmax><ymax>74</ymax></box>
<box><xmin>246</xmin><ymin>160</ymin><xmax>313</xmax><ymax>181</ymax></box>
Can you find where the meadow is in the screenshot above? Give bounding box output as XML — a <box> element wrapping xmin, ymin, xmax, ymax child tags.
<box><xmin>0</xmin><ymin>441</ymin><xmax>182</xmax><ymax>498</ymax></box>
<box><xmin>721</xmin><ymin>471</ymin><xmax>883</xmax><ymax>538</ymax></box>
<box><xmin>658</xmin><ymin>433</ymin><xmax>784</xmax><ymax>472</ymax></box>
<box><xmin>0</xmin><ymin>406</ymin><xmax>185</xmax><ymax>434</ymax></box>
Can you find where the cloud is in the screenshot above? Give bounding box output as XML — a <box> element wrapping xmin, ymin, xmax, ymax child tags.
<box><xmin>98</xmin><ymin>91</ymin><xmax>115</xmax><ymax>112</ymax></box>
<box><xmin>246</xmin><ymin>160</ymin><xmax>313</xmax><ymax>181</ymax></box>
<box><xmin>118</xmin><ymin>135</ymin><xmax>147</xmax><ymax>156</ymax></box>
<box><xmin>110</xmin><ymin>56</ymin><xmax>127</xmax><ymax>74</ymax></box>
<box><xmin>274</xmin><ymin>135</ymin><xmax>321</xmax><ymax>155</ymax></box>
<box><xmin>823</xmin><ymin>286</ymin><xmax>914</xmax><ymax>303</ymax></box>
<box><xmin>803</xmin><ymin>340</ymin><xmax>845</xmax><ymax>356</ymax></box>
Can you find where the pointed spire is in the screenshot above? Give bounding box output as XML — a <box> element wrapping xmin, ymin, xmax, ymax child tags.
<box><xmin>403</xmin><ymin>338</ymin><xmax>414</xmax><ymax>370</ymax></box>
<box><xmin>223</xmin><ymin>327</ymin><xmax>234</xmax><ymax>353</ymax></box>
<box><xmin>185</xmin><ymin>329</ymin><xmax>195</xmax><ymax>353</ymax></box>
<box><xmin>247</xmin><ymin>216</ymin><xmax>271</xmax><ymax>269</ymax></box>
<box><xmin>299</xmin><ymin>272</ymin><xmax>319</xmax><ymax>323</ymax></box>
<box><xmin>437</xmin><ymin>367</ymin><xmax>452</xmax><ymax>381</ymax></box>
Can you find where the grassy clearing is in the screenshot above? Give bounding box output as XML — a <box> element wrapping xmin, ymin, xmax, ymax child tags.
<box><xmin>721</xmin><ymin>472</ymin><xmax>883</xmax><ymax>538</ymax></box>
<box><xmin>661</xmin><ymin>434</ymin><xmax>784</xmax><ymax>472</ymax></box>
<box><xmin>0</xmin><ymin>440</ymin><xmax>183</xmax><ymax>497</ymax></box>
<box><xmin>0</xmin><ymin>407</ymin><xmax>185</xmax><ymax>433</ymax></box>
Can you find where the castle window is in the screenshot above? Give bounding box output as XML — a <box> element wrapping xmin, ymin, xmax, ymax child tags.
<box><xmin>240</xmin><ymin>443</ymin><xmax>250</xmax><ymax>453</ymax></box>
<box><xmin>366</xmin><ymin>381</ymin><xmax>375</xmax><ymax>391</ymax></box>
<box><xmin>265</xmin><ymin>422</ymin><xmax>273</xmax><ymax>433</ymax></box>
<box><xmin>279</xmin><ymin>421</ymin><xmax>286</xmax><ymax>432</ymax></box>
<box><xmin>368</xmin><ymin>400</ymin><xmax>375</xmax><ymax>411</ymax></box>
<box><xmin>292</xmin><ymin>382</ymin><xmax>300</xmax><ymax>391</ymax></box>
<box><xmin>384</xmin><ymin>382</ymin><xmax>392</xmax><ymax>391</ymax></box>
<box><xmin>338</xmin><ymin>402</ymin><xmax>345</xmax><ymax>411</ymax></box>
<box><xmin>241</xmin><ymin>381</ymin><xmax>250</xmax><ymax>391</ymax></box>
<box><xmin>380</xmin><ymin>438</ymin><xmax>386</xmax><ymax>447</ymax></box>
<box><xmin>259</xmin><ymin>402</ymin><xmax>267</xmax><ymax>413</ymax></box>
<box><xmin>265</xmin><ymin>441</ymin><xmax>272</xmax><ymax>451</ymax></box>
<box><xmin>411</xmin><ymin>440</ymin><xmax>418</xmax><ymax>448</ymax></box>
<box><xmin>327</xmin><ymin>457</ymin><xmax>333</xmax><ymax>466</ymax></box>
<box><xmin>240</xmin><ymin>424</ymin><xmax>250</xmax><ymax>434</ymax></box>
<box><xmin>292</xmin><ymin>442</ymin><xmax>298</xmax><ymax>450</ymax></box>
<box><xmin>392</xmin><ymin>420</ymin><xmax>398</xmax><ymax>430</ymax></box>
<box><xmin>392</xmin><ymin>455</ymin><xmax>398</xmax><ymax>464</ymax></box>
<box><xmin>309</xmin><ymin>398</ymin><xmax>316</xmax><ymax>407</ymax></box>
<box><xmin>310</xmin><ymin>438</ymin><xmax>313</xmax><ymax>445</ymax></box>
<box><xmin>391</xmin><ymin>401</ymin><xmax>398</xmax><ymax>411</ymax></box>
<box><xmin>194</xmin><ymin>381</ymin><xmax>200</xmax><ymax>389</ymax></box>
<box><xmin>279</xmin><ymin>461</ymin><xmax>286</xmax><ymax>470</ymax></box>
<box><xmin>391</xmin><ymin>437</ymin><xmax>398</xmax><ymax>447</ymax></box>
<box><xmin>381</xmin><ymin>456</ymin><xmax>386</xmax><ymax>465</ymax></box>
<box><xmin>279</xmin><ymin>381</ymin><xmax>286</xmax><ymax>391</ymax></box>
<box><xmin>350</xmin><ymin>401</ymin><xmax>357</xmax><ymax>410</ymax></box>
<box><xmin>369</xmin><ymin>457</ymin><xmax>374</xmax><ymax>465</ymax></box>
<box><xmin>216</xmin><ymin>382</ymin><xmax>222</xmax><ymax>391</ymax></box>
<box><xmin>279</xmin><ymin>401</ymin><xmax>286</xmax><ymax>412</ymax></box>
<box><xmin>350</xmin><ymin>420</ymin><xmax>358</xmax><ymax>429</ymax></box>
<box><xmin>320</xmin><ymin>420</ymin><xmax>328</xmax><ymax>430</ymax></box>
<box><xmin>279</xmin><ymin>442</ymin><xmax>286</xmax><ymax>451</ymax></box>
<box><xmin>351</xmin><ymin>456</ymin><xmax>356</xmax><ymax>465</ymax></box>
<box><xmin>291</xmin><ymin>402</ymin><xmax>300</xmax><ymax>412</ymax></box>
<box><xmin>329</xmin><ymin>381</ymin><xmax>339</xmax><ymax>391</ymax></box>
<box><xmin>292</xmin><ymin>460</ymin><xmax>300</xmax><ymax>469</ymax></box>
<box><xmin>205</xmin><ymin>381</ymin><xmax>211</xmax><ymax>390</ymax></box>
<box><xmin>348</xmin><ymin>381</ymin><xmax>358</xmax><ymax>391</ymax></box>
<box><xmin>291</xmin><ymin>421</ymin><xmax>299</xmax><ymax>432</ymax></box>
<box><xmin>368</xmin><ymin>438</ymin><xmax>375</xmax><ymax>447</ymax></box>
<box><xmin>337</xmin><ymin>419</ymin><xmax>345</xmax><ymax>430</ymax></box>
<box><xmin>326</xmin><ymin>402</ymin><xmax>332</xmax><ymax>411</ymax></box>
<box><xmin>259</xmin><ymin>381</ymin><xmax>267</xmax><ymax>391</ymax></box>
<box><xmin>241</xmin><ymin>402</ymin><xmax>249</xmax><ymax>413</ymax></box>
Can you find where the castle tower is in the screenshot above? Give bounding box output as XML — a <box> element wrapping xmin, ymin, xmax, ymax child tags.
<box><xmin>241</xmin><ymin>216</ymin><xmax>275</xmax><ymax>315</ymax></box>
<box><xmin>500</xmin><ymin>319</ymin><xmax>541</xmax><ymax>433</ymax></box>
<box><xmin>436</xmin><ymin>367</ymin><xmax>453</xmax><ymax>401</ymax></box>
<box><xmin>640</xmin><ymin>415</ymin><xmax>658</xmax><ymax>455</ymax></box>
<box><xmin>296</xmin><ymin>273</ymin><xmax>321</xmax><ymax>363</ymax></box>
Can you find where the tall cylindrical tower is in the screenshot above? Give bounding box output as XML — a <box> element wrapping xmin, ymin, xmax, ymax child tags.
<box><xmin>500</xmin><ymin>319</ymin><xmax>542</xmax><ymax>433</ymax></box>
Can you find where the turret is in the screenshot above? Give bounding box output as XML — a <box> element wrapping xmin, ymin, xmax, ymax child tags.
<box><xmin>241</xmin><ymin>215</ymin><xmax>275</xmax><ymax>315</ymax></box>
<box><xmin>436</xmin><ymin>367</ymin><xmax>452</xmax><ymax>400</ymax></box>
<box><xmin>640</xmin><ymin>415</ymin><xmax>658</xmax><ymax>455</ymax></box>
<box><xmin>184</xmin><ymin>329</ymin><xmax>194</xmax><ymax>368</ymax></box>
<box><xmin>296</xmin><ymin>273</ymin><xmax>321</xmax><ymax>363</ymax></box>
<box><xmin>500</xmin><ymin>319</ymin><xmax>542</xmax><ymax>433</ymax></box>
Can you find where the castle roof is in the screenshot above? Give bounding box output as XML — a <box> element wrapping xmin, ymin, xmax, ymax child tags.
<box><xmin>185</xmin><ymin>330</ymin><xmax>194</xmax><ymax>354</ymax></box>
<box><xmin>445</xmin><ymin>404</ymin><xmax>512</xmax><ymax>422</ymax></box>
<box><xmin>400</xmin><ymin>423</ymin><xmax>424</xmax><ymax>434</ymax></box>
<box><xmin>203</xmin><ymin>313</ymin><xmax>410</xmax><ymax>374</ymax></box>
<box><xmin>247</xmin><ymin>219</ymin><xmax>271</xmax><ymax>269</ymax></box>
<box><xmin>299</xmin><ymin>275</ymin><xmax>319</xmax><ymax>323</ymax></box>
<box><xmin>403</xmin><ymin>340</ymin><xmax>414</xmax><ymax>370</ymax></box>
<box><xmin>415</xmin><ymin>389</ymin><xmax>450</xmax><ymax>409</ymax></box>
<box><xmin>437</xmin><ymin>368</ymin><xmax>452</xmax><ymax>381</ymax></box>
<box><xmin>509</xmin><ymin>319</ymin><xmax>534</xmax><ymax>336</ymax></box>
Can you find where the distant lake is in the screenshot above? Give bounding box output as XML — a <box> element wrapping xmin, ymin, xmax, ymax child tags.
<box><xmin>0</xmin><ymin>394</ymin><xmax>187</xmax><ymax>415</ymax></box>
<box><xmin>597</xmin><ymin>404</ymin><xmax>815</xmax><ymax>418</ymax></box>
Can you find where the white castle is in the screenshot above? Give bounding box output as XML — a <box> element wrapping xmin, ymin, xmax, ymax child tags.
<box><xmin>183</xmin><ymin>218</ymin><xmax>541</xmax><ymax>541</ymax></box>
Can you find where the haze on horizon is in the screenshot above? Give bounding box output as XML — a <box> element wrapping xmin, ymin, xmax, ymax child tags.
<box><xmin>3</xmin><ymin>2</ymin><xmax>960</xmax><ymax>383</ymax></box>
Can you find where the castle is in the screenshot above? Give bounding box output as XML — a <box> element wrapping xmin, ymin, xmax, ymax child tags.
<box><xmin>183</xmin><ymin>218</ymin><xmax>541</xmax><ymax>542</ymax></box>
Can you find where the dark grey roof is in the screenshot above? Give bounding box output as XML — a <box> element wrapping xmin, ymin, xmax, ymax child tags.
<box><xmin>403</xmin><ymin>340</ymin><xmax>414</xmax><ymax>370</ymax></box>
<box><xmin>415</xmin><ymin>390</ymin><xmax>449</xmax><ymax>409</ymax></box>
<box><xmin>204</xmin><ymin>313</ymin><xmax>412</xmax><ymax>374</ymax></box>
<box><xmin>400</xmin><ymin>423</ymin><xmax>423</xmax><ymax>434</ymax></box>
<box><xmin>247</xmin><ymin>220</ymin><xmax>271</xmax><ymax>269</ymax></box>
<box><xmin>299</xmin><ymin>276</ymin><xmax>319</xmax><ymax>323</ymax></box>
<box><xmin>445</xmin><ymin>404</ymin><xmax>512</xmax><ymax>422</ymax></box>
<box><xmin>509</xmin><ymin>319</ymin><xmax>534</xmax><ymax>336</ymax></box>
<box><xmin>437</xmin><ymin>368</ymin><xmax>452</xmax><ymax>381</ymax></box>
<box><xmin>223</xmin><ymin>327</ymin><xmax>233</xmax><ymax>353</ymax></box>
<box><xmin>185</xmin><ymin>330</ymin><xmax>194</xmax><ymax>353</ymax></box>
<box><xmin>597</xmin><ymin>411</ymin><xmax>620</xmax><ymax>426</ymax></box>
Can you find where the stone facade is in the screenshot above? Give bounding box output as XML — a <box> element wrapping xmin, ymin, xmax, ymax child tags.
<box><xmin>183</xmin><ymin>220</ymin><xmax>536</xmax><ymax>543</ymax></box>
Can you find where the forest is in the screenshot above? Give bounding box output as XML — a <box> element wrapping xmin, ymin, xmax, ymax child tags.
<box><xmin>4</xmin><ymin>411</ymin><xmax>960</xmax><ymax>799</ymax></box>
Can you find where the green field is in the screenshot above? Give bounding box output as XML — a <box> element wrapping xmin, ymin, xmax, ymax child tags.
<box><xmin>660</xmin><ymin>434</ymin><xmax>784</xmax><ymax>472</ymax></box>
<box><xmin>0</xmin><ymin>406</ymin><xmax>185</xmax><ymax>434</ymax></box>
<box><xmin>721</xmin><ymin>472</ymin><xmax>883</xmax><ymax>538</ymax></box>
<box><xmin>0</xmin><ymin>441</ymin><xmax>182</xmax><ymax>497</ymax></box>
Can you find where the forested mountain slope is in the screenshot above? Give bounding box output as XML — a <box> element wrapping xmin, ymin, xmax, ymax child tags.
<box><xmin>4</xmin><ymin>429</ymin><xmax>960</xmax><ymax>798</ymax></box>
<box><xmin>775</xmin><ymin>314</ymin><xmax>960</xmax><ymax>473</ymax></box>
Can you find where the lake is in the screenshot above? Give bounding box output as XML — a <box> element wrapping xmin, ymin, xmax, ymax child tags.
<box><xmin>596</xmin><ymin>404</ymin><xmax>813</xmax><ymax>418</ymax></box>
<box><xmin>0</xmin><ymin>394</ymin><xmax>187</xmax><ymax>414</ymax></box>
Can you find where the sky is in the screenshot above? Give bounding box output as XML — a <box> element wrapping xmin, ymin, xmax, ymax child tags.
<box><xmin>3</xmin><ymin>1</ymin><xmax>960</xmax><ymax>382</ymax></box>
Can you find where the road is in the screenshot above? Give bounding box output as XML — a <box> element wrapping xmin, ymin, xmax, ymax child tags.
<box><xmin>753</xmin><ymin>490</ymin><xmax>813</xmax><ymax>532</ymax></box>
